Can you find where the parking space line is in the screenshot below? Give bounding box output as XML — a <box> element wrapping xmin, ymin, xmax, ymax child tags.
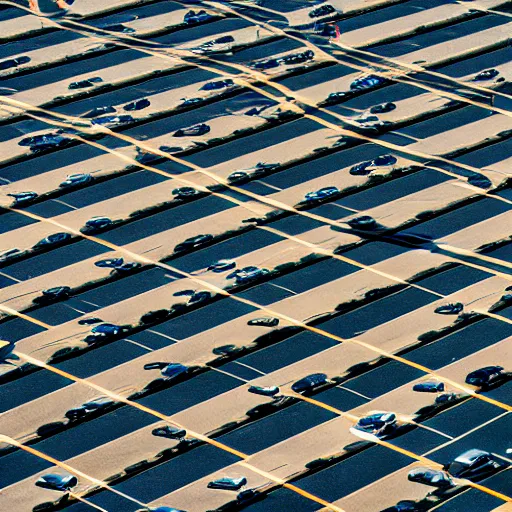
<box><xmin>3</xmin><ymin>206</ymin><xmax>511</xmax><ymax>414</ymax></box>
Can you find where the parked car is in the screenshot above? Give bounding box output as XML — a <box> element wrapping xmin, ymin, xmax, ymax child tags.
<box><xmin>78</xmin><ymin>317</ymin><xmax>103</xmax><ymax>325</ymax></box>
<box><xmin>65</xmin><ymin>397</ymin><xmax>115</xmax><ymax>420</ymax></box>
<box><xmin>201</xmin><ymin>79</ymin><xmax>234</xmax><ymax>91</ymax></box>
<box><xmin>42</xmin><ymin>286</ymin><xmax>72</xmax><ymax>300</ymax></box>
<box><xmin>102</xmin><ymin>23</ymin><xmax>135</xmax><ymax>33</ymax></box>
<box><xmin>83</xmin><ymin>216</ymin><xmax>112</xmax><ymax>231</ymax></box>
<box><xmin>407</xmin><ymin>468</ymin><xmax>454</xmax><ymax>488</ymax></box>
<box><xmin>35</xmin><ymin>473</ymin><xmax>78</xmax><ymax>491</ymax></box>
<box><xmin>8</xmin><ymin>191</ymin><xmax>37</xmax><ymax>205</ymax></box>
<box><xmin>247</xmin><ymin>317</ymin><xmax>279</xmax><ymax>327</ymax></box>
<box><xmin>193</xmin><ymin>35</ymin><xmax>234</xmax><ymax>54</ymax></box>
<box><xmin>174</xmin><ymin>234</ymin><xmax>214</xmax><ymax>253</ymax></box>
<box><xmin>144</xmin><ymin>362</ymin><xmax>189</xmax><ymax>379</ymax></box>
<box><xmin>152</xmin><ymin>425</ymin><xmax>187</xmax><ymax>440</ymax></box>
<box><xmin>237</xmin><ymin>489</ymin><xmax>259</xmax><ymax>504</ymax></box>
<box><xmin>248</xmin><ymin>385</ymin><xmax>280</xmax><ymax>397</ymax></box>
<box><xmin>33</xmin><ymin>232</ymin><xmax>72</xmax><ymax>250</ymax></box>
<box><xmin>473</xmin><ymin>69</ymin><xmax>499</xmax><ymax>81</ymax></box>
<box><xmin>208</xmin><ymin>476</ymin><xmax>247</xmax><ymax>490</ymax></box>
<box><xmin>347</xmin><ymin>215</ymin><xmax>378</xmax><ymax>230</ymax></box>
<box><xmin>229</xmin><ymin>266</ymin><xmax>270</xmax><ymax>285</ymax></box>
<box><xmin>351</xmin><ymin>412</ymin><xmax>398</xmax><ymax>439</ymax></box>
<box><xmin>413</xmin><ymin>381</ymin><xmax>445</xmax><ymax>393</ymax></box>
<box><xmin>227</xmin><ymin>171</ymin><xmax>250</xmax><ymax>183</ymax></box>
<box><xmin>19</xmin><ymin>134</ymin><xmax>70</xmax><ymax>152</ymax></box>
<box><xmin>291</xmin><ymin>373</ymin><xmax>328</xmax><ymax>393</ymax></box>
<box><xmin>435</xmin><ymin>392</ymin><xmax>459</xmax><ymax>405</ymax></box>
<box><xmin>208</xmin><ymin>259</ymin><xmax>236</xmax><ymax>273</ymax></box>
<box><xmin>124</xmin><ymin>98</ymin><xmax>150</xmax><ymax>111</ymax></box>
<box><xmin>172</xmin><ymin>187</ymin><xmax>198</xmax><ymax>199</ymax></box>
<box><xmin>0</xmin><ymin>55</ymin><xmax>30</xmax><ymax>70</ymax></box>
<box><xmin>309</xmin><ymin>4</ymin><xmax>336</xmax><ymax>18</ymax></box>
<box><xmin>181</xmin><ymin>97</ymin><xmax>203</xmax><ymax>107</ymax></box>
<box><xmin>184</xmin><ymin>9</ymin><xmax>211</xmax><ymax>24</ymax></box>
<box><xmin>446</xmin><ymin>449</ymin><xmax>507</xmax><ymax>481</ymax></box>
<box><xmin>370</xmin><ymin>102</ymin><xmax>396</xmax><ymax>114</ymax></box>
<box><xmin>435</xmin><ymin>303</ymin><xmax>463</xmax><ymax>315</ymax></box>
<box><xmin>350</xmin><ymin>75</ymin><xmax>386</xmax><ymax>91</ymax></box>
<box><xmin>281</xmin><ymin>50</ymin><xmax>314</xmax><ymax>66</ymax></box>
<box><xmin>174</xmin><ymin>123</ymin><xmax>210</xmax><ymax>137</ymax></box>
<box><xmin>95</xmin><ymin>257</ymin><xmax>124</xmax><ymax>269</ymax></box>
<box><xmin>69</xmin><ymin>76</ymin><xmax>103</xmax><ymax>90</ymax></box>
<box><xmin>59</xmin><ymin>173</ymin><xmax>93</xmax><ymax>188</ymax></box>
<box><xmin>82</xmin><ymin>106</ymin><xmax>116</xmax><ymax>118</ymax></box>
<box><xmin>465</xmin><ymin>366</ymin><xmax>505</xmax><ymax>388</ymax></box>
<box><xmin>304</xmin><ymin>186</ymin><xmax>339</xmax><ymax>202</ymax></box>
<box><xmin>187</xmin><ymin>291</ymin><xmax>211</xmax><ymax>306</ymax></box>
<box><xmin>90</xmin><ymin>323</ymin><xmax>123</xmax><ymax>338</ymax></box>
<box><xmin>92</xmin><ymin>114</ymin><xmax>134</xmax><ymax>126</ymax></box>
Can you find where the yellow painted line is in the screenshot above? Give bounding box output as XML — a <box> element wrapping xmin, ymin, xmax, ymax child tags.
<box><xmin>284</xmin><ymin>483</ymin><xmax>347</xmax><ymax>511</ymax></box>
<box><xmin>1</xmin><ymin>0</ymin><xmax>511</xmax><ymax>420</ymax></box>
<box><xmin>466</xmin><ymin>480</ymin><xmax>512</xmax><ymax>502</ymax></box>
<box><xmin>0</xmin><ymin>305</ymin><xmax>51</xmax><ymax>329</ymax></box>
<box><xmin>0</xmin><ymin>435</ymin><xmax>148</xmax><ymax>507</ymax></box>
<box><xmin>10</xmin><ymin>350</ymin><xmax>248</xmax><ymax>459</ymax></box>
<box><xmin>3</xmin><ymin>99</ymin><xmax>511</xmax><ymax>291</ymax></box>
<box><xmin>6</xmin><ymin>202</ymin><xmax>512</xmax><ymax>414</ymax></box>
<box><xmin>0</xmin><ymin>3</ymin><xmax>507</xmax><ymax>185</ymax></box>
<box><xmin>69</xmin><ymin>493</ymin><xmax>108</xmax><ymax>512</ymax></box>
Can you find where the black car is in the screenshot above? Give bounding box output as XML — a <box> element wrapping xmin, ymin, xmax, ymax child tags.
<box><xmin>473</xmin><ymin>69</ymin><xmax>499</xmax><ymax>81</ymax></box>
<box><xmin>124</xmin><ymin>98</ymin><xmax>150</xmax><ymax>111</ymax></box>
<box><xmin>0</xmin><ymin>55</ymin><xmax>30</xmax><ymax>70</ymax></box>
<box><xmin>347</xmin><ymin>215</ymin><xmax>378</xmax><ymax>230</ymax></box>
<box><xmin>59</xmin><ymin>173</ymin><xmax>93</xmax><ymax>188</ymax></box>
<box><xmin>370</xmin><ymin>102</ymin><xmax>396</xmax><ymax>114</ymax></box>
<box><xmin>65</xmin><ymin>397</ymin><xmax>115</xmax><ymax>420</ymax></box>
<box><xmin>184</xmin><ymin>9</ymin><xmax>211</xmax><ymax>24</ymax></box>
<box><xmin>83</xmin><ymin>216</ymin><xmax>112</xmax><ymax>232</ymax></box>
<box><xmin>201</xmin><ymin>79</ymin><xmax>234</xmax><ymax>91</ymax></box>
<box><xmin>174</xmin><ymin>234</ymin><xmax>214</xmax><ymax>253</ymax></box>
<box><xmin>42</xmin><ymin>286</ymin><xmax>72</xmax><ymax>300</ymax></box>
<box><xmin>33</xmin><ymin>232</ymin><xmax>72</xmax><ymax>250</ymax></box>
<box><xmin>309</xmin><ymin>5</ymin><xmax>336</xmax><ymax>18</ymax></box>
<box><xmin>413</xmin><ymin>381</ymin><xmax>445</xmax><ymax>393</ymax></box>
<box><xmin>446</xmin><ymin>449</ymin><xmax>507</xmax><ymax>481</ymax></box>
<box><xmin>69</xmin><ymin>76</ymin><xmax>103</xmax><ymax>90</ymax></box>
<box><xmin>144</xmin><ymin>362</ymin><xmax>188</xmax><ymax>379</ymax></box>
<box><xmin>435</xmin><ymin>392</ymin><xmax>459</xmax><ymax>405</ymax></box>
<box><xmin>291</xmin><ymin>373</ymin><xmax>328</xmax><ymax>393</ymax></box>
<box><xmin>92</xmin><ymin>114</ymin><xmax>134</xmax><ymax>127</ymax></box>
<box><xmin>95</xmin><ymin>257</ymin><xmax>124</xmax><ymax>269</ymax></box>
<box><xmin>434</xmin><ymin>302</ymin><xmax>463</xmax><ymax>315</ymax></box>
<box><xmin>247</xmin><ymin>317</ymin><xmax>279</xmax><ymax>327</ymax></box>
<box><xmin>152</xmin><ymin>425</ymin><xmax>187</xmax><ymax>440</ymax></box>
<box><xmin>351</xmin><ymin>412</ymin><xmax>397</xmax><ymax>439</ymax></box>
<box><xmin>89</xmin><ymin>323</ymin><xmax>123</xmax><ymax>339</ymax></box>
<box><xmin>207</xmin><ymin>476</ymin><xmax>247</xmax><ymax>490</ymax></box>
<box><xmin>208</xmin><ymin>259</ymin><xmax>236</xmax><ymax>273</ymax></box>
<box><xmin>35</xmin><ymin>473</ymin><xmax>78</xmax><ymax>491</ymax></box>
<box><xmin>8</xmin><ymin>191</ymin><xmax>38</xmax><ymax>205</ymax></box>
<box><xmin>407</xmin><ymin>468</ymin><xmax>454</xmax><ymax>488</ymax></box>
<box><xmin>19</xmin><ymin>134</ymin><xmax>70</xmax><ymax>152</ymax></box>
<box><xmin>248</xmin><ymin>385</ymin><xmax>280</xmax><ymax>397</ymax></box>
<box><xmin>281</xmin><ymin>50</ymin><xmax>314</xmax><ymax>66</ymax></box>
<box><xmin>465</xmin><ymin>366</ymin><xmax>505</xmax><ymax>388</ymax></box>
<box><xmin>173</xmin><ymin>123</ymin><xmax>210</xmax><ymax>137</ymax></box>
<box><xmin>81</xmin><ymin>106</ymin><xmax>116</xmax><ymax>118</ymax></box>
<box><xmin>172</xmin><ymin>187</ymin><xmax>199</xmax><ymax>200</ymax></box>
